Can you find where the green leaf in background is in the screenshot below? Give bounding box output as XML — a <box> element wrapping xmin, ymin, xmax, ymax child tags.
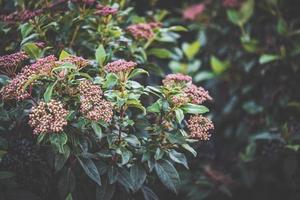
<box><xmin>0</xmin><ymin>171</ymin><xmax>15</xmax><ymax>179</ymax></box>
<box><xmin>277</xmin><ymin>18</ymin><xmax>288</xmax><ymax>35</ymax></box>
<box><xmin>259</xmin><ymin>54</ymin><xmax>281</xmax><ymax>64</ymax></box>
<box><xmin>168</xmin><ymin>26</ymin><xmax>188</xmax><ymax>32</ymax></box>
<box><xmin>91</xmin><ymin>122</ymin><xmax>103</xmax><ymax>139</ymax></box>
<box><xmin>155</xmin><ymin>159</ymin><xmax>180</xmax><ymax>193</ymax></box>
<box><xmin>182</xmin><ymin>40</ymin><xmax>201</xmax><ymax>60</ymax></box>
<box><xmin>96</xmin><ymin>45</ymin><xmax>106</xmax><ymax>66</ymax></box>
<box><xmin>22</xmin><ymin>42</ymin><xmax>42</xmax><ymax>59</ymax></box>
<box><xmin>65</xmin><ymin>193</ymin><xmax>73</xmax><ymax>200</ymax></box>
<box><xmin>242</xmin><ymin>101</ymin><xmax>263</xmax><ymax>114</ymax></box>
<box><xmin>210</xmin><ymin>56</ymin><xmax>230</xmax><ymax>75</ymax></box>
<box><xmin>181</xmin><ymin>103</ymin><xmax>209</xmax><ymax>114</ymax></box>
<box><xmin>59</xmin><ymin>50</ymin><xmax>71</xmax><ymax>60</ymax></box>
<box><xmin>227</xmin><ymin>0</ymin><xmax>254</xmax><ymax>26</ymax></box>
<box><xmin>130</xmin><ymin>164</ymin><xmax>147</xmax><ymax>192</ymax></box>
<box><xmin>148</xmin><ymin>48</ymin><xmax>173</xmax><ymax>59</ymax></box>
<box><xmin>77</xmin><ymin>157</ymin><xmax>101</xmax><ymax>186</ymax></box>
<box><xmin>44</xmin><ymin>81</ymin><xmax>57</xmax><ymax>103</ymax></box>
<box><xmin>168</xmin><ymin>149</ymin><xmax>188</xmax><ymax>169</ymax></box>
<box><xmin>49</xmin><ymin>132</ymin><xmax>68</xmax><ymax>154</ymax></box>
<box><xmin>194</xmin><ymin>71</ymin><xmax>215</xmax><ymax>82</ymax></box>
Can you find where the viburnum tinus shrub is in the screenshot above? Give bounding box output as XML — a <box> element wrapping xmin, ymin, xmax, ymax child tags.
<box><xmin>0</xmin><ymin>47</ymin><xmax>213</xmax><ymax>199</ymax></box>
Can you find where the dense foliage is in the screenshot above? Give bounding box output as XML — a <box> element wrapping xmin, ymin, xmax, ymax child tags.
<box><xmin>0</xmin><ymin>1</ymin><xmax>214</xmax><ymax>200</ymax></box>
<box><xmin>1</xmin><ymin>0</ymin><xmax>300</xmax><ymax>200</ymax></box>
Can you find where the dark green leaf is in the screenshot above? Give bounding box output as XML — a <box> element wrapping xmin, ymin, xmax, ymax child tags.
<box><xmin>169</xmin><ymin>149</ymin><xmax>188</xmax><ymax>169</ymax></box>
<box><xmin>130</xmin><ymin>164</ymin><xmax>147</xmax><ymax>192</ymax></box>
<box><xmin>155</xmin><ymin>159</ymin><xmax>180</xmax><ymax>193</ymax></box>
<box><xmin>49</xmin><ymin>133</ymin><xmax>68</xmax><ymax>154</ymax></box>
<box><xmin>77</xmin><ymin>157</ymin><xmax>101</xmax><ymax>186</ymax></box>
<box><xmin>141</xmin><ymin>186</ymin><xmax>159</xmax><ymax>200</ymax></box>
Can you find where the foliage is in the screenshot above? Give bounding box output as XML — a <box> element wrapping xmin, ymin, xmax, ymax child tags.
<box><xmin>0</xmin><ymin>0</ymin><xmax>214</xmax><ymax>200</ymax></box>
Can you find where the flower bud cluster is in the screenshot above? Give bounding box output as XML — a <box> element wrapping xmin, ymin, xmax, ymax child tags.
<box><xmin>0</xmin><ymin>52</ymin><xmax>28</xmax><ymax>76</ymax></box>
<box><xmin>0</xmin><ymin>55</ymin><xmax>57</xmax><ymax>100</ymax></box>
<box><xmin>187</xmin><ymin>115</ymin><xmax>214</xmax><ymax>140</ymax></box>
<box><xmin>105</xmin><ymin>59</ymin><xmax>137</xmax><ymax>73</ymax></box>
<box><xmin>184</xmin><ymin>84</ymin><xmax>212</xmax><ymax>104</ymax></box>
<box><xmin>162</xmin><ymin>73</ymin><xmax>192</xmax><ymax>86</ymax></box>
<box><xmin>127</xmin><ymin>22</ymin><xmax>161</xmax><ymax>40</ymax></box>
<box><xmin>79</xmin><ymin>80</ymin><xmax>113</xmax><ymax>122</ymax></box>
<box><xmin>95</xmin><ymin>4</ymin><xmax>118</xmax><ymax>16</ymax></box>
<box><xmin>29</xmin><ymin>100</ymin><xmax>68</xmax><ymax>135</ymax></box>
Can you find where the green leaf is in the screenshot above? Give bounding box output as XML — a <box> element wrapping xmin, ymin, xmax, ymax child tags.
<box><xmin>227</xmin><ymin>0</ymin><xmax>254</xmax><ymax>26</ymax></box>
<box><xmin>155</xmin><ymin>160</ymin><xmax>180</xmax><ymax>193</ymax></box>
<box><xmin>168</xmin><ymin>149</ymin><xmax>188</xmax><ymax>169</ymax></box>
<box><xmin>91</xmin><ymin>122</ymin><xmax>103</xmax><ymax>139</ymax></box>
<box><xmin>227</xmin><ymin>9</ymin><xmax>240</xmax><ymax>25</ymax></box>
<box><xmin>154</xmin><ymin>148</ymin><xmax>164</xmax><ymax>160</ymax></box>
<box><xmin>259</xmin><ymin>54</ymin><xmax>280</xmax><ymax>64</ymax></box>
<box><xmin>58</xmin><ymin>168</ymin><xmax>75</xmax><ymax>199</ymax></box>
<box><xmin>147</xmin><ymin>100</ymin><xmax>162</xmax><ymax>113</ymax></box>
<box><xmin>126</xmin><ymin>99</ymin><xmax>146</xmax><ymax>114</ymax></box>
<box><xmin>108</xmin><ymin>166</ymin><xmax>118</xmax><ymax>184</ymax></box>
<box><xmin>59</xmin><ymin>50</ymin><xmax>71</xmax><ymax>60</ymax></box>
<box><xmin>77</xmin><ymin>157</ymin><xmax>101</xmax><ymax>186</ymax></box>
<box><xmin>20</xmin><ymin>23</ymin><xmax>33</xmax><ymax>38</ymax></box>
<box><xmin>55</xmin><ymin>145</ymin><xmax>70</xmax><ymax>172</ymax></box>
<box><xmin>0</xmin><ymin>171</ymin><xmax>15</xmax><ymax>179</ymax></box>
<box><xmin>277</xmin><ymin>18</ymin><xmax>288</xmax><ymax>35</ymax></box>
<box><xmin>239</xmin><ymin>0</ymin><xmax>255</xmax><ymax>25</ymax></box>
<box><xmin>175</xmin><ymin>109</ymin><xmax>184</xmax><ymax>124</ymax></box>
<box><xmin>124</xmin><ymin>135</ymin><xmax>141</xmax><ymax>148</ymax></box>
<box><xmin>22</xmin><ymin>42</ymin><xmax>41</xmax><ymax>59</ymax></box>
<box><xmin>210</xmin><ymin>56</ymin><xmax>230</xmax><ymax>75</ymax></box>
<box><xmin>148</xmin><ymin>48</ymin><xmax>173</xmax><ymax>59</ymax></box>
<box><xmin>104</xmin><ymin>73</ymin><xmax>118</xmax><ymax>88</ymax></box>
<box><xmin>141</xmin><ymin>186</ymin><xmax>159</xmax><ymax>200</ymax></box>
<box><xmin>96</xmin><ymin>45</ymin><xmax>106</xmax><ymax>66</ymax></box>
<box><xmin>128</xmin><ymin>68</ymin><xmax>149</xmax><ymax>79</ymax></box>
<box><xmin>181</xmin><ymin>103</ymin><xmax>209</xmax><ymax>114</ymax></box>
<box><xmin>49</xmin><ymin>133</ymin><xmax>68</xmax><ymax>154</ymax></box>
<box><xmin>44</xmin><ymin>81</ymin><xmax>57</xmax><ymax>103</ymax></box>
<box><xmin>182</xmin><ymin>41</ymin><xmax>201</xmax><ymax>60</ymax></box>
<box><xmin>65</xmin><ymin>193</ymin><xmax>73</xmax><ymax>200</ymax></box>
<box><xmin>96</xmin><ymin>180</ymin><xmax>115</xmax><ymax>200</ymax></box>
<box><xmin>168</xmin><ymin>26</ymin><xmax>188</xmax><ymax>32</ymax></box>
<box><xmin>117</xmin><ymin>168</ymin><xmax>134</xmax><ymax>191</ymax></box>
<box><xmin>194</xmin><ymin>71</ymin><xmax>215</xmax><ymax>82</ymax></box>
<box><xmin>130</xmin><ymin>164</ymin><xmax>147</xmax><ymax>192</ymax></box>
<box><xmin>182</xmin><ymin>144</ymin><xmax>197</xmax><ymax>157</ymax></box>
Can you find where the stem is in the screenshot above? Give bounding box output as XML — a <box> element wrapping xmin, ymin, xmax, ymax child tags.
<box><xmin>69</xmin><ymin>25</ymin><xmax>80</xmax><ymax>48</ymax></box>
